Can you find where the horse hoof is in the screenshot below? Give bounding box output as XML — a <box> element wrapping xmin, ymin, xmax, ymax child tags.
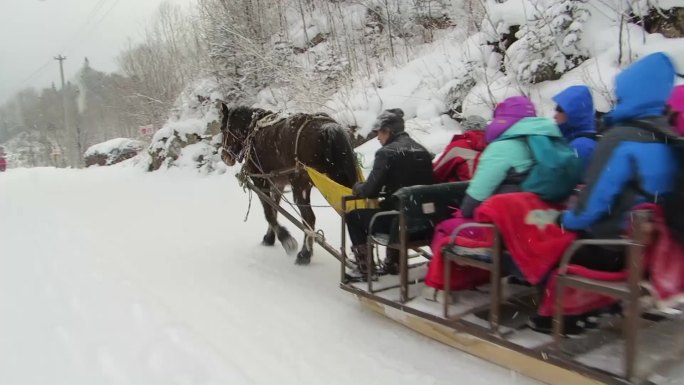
<box><xmin>262</xmin><ymin>233</ymin><xmax>276</xmax><ymax>246</ymax></box>
<box><xmin>295</xmin><ymin>252</ymin><xmax>311</xmax><ymax>265</ymax></box>
<box><xmin>282</xmin><ymin>237</ymin><xmax>298</xmax><ymax>255</ymax></box>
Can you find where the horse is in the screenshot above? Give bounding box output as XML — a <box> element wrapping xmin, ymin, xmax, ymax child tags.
<box><xmin>219</xmin><ymin>103</ymin><xmax>359</xmax><ymax>265</ymax></box>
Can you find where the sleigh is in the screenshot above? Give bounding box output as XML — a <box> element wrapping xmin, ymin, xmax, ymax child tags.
<box><xmin>236</xmin><ymin>156</ymin><xmax>684</xmax><ymax>384</ymax></box>
<box><xmin>237</xmin><ymin>159</ymin><xmax>684</xmax><ymax>384</ymax></box>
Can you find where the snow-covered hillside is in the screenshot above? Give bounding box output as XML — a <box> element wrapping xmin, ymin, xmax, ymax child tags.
<box><xmin>138</xmin><ymin>0</ymin><xmax>684</xmax><ymax>173</ymax></box>
<box><xmin>0</xmin><ymin>167</ymin><xmax>540</xmax><ymax>384</ymax></box>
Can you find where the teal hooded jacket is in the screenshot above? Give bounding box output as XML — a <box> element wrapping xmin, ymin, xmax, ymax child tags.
<box><xmin>462</xmin><ymin>117</ymin><xmax>564</xmax><ymax>215</ymax></box>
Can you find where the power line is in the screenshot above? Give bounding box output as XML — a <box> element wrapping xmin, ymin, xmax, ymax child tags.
<box><xmin>4</xmin><ymin>0</ymin><xmax>120</xmax><ymax>99</ymax></box>
<box><xmin>4</xmin><ymin>59</ymin><xmax>54</xmax><ymax>97</ymax></box>
<box><xmin>64</xmin><ymin>0</ymin><xmax>122</xmax><ymax>56</ymax></box>
<box><xmin>60</xmin><ymin>0</ymin><xmax>113</xmax><ymax>54</ymax></box>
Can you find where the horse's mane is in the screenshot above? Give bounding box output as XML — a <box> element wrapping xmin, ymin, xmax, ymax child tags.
<box><xmin>232</xmin><ymin>105</ymin><xmax>270</xmax><ymax>117</ymax></box>
<box><xmin>229</xmin><ymin>105</ymin><xmax>335</xmax><ymax>126</ymax></box>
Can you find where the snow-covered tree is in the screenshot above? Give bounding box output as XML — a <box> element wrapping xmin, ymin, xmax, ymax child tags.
<box><xmin>506</xmin><ymin>0</ymin><xmax>590</xmax><ymax>84</ymax></box>
<box><xmin>313</xmin><ymin>44</ymin><xmax>350</xmax><ymax>88</ymax></box>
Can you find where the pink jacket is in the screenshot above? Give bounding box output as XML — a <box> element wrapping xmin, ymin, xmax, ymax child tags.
<box><xmin>669</xmin><ymin>84</ymin><xmax>684</xmax><ymax>135</ymax></box>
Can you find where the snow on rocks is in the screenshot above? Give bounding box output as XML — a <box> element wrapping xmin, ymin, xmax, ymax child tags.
<box><xmin>84</xmin><ymin>138</ymin><xmax>144</xmax><ymax>167</ymax></box>
<box><xmin>138</xmin><ymin>79</ymin><xmax>228</xmax><ymax>174</ymax></box>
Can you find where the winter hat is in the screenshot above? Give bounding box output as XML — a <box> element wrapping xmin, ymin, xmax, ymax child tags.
<box><xmin>372</xmin><ymin>108</ymin><xmax>405</xmax><ymax>134</ymax></box>
<box><xmin>485</xmin><ymin>96</ymin><xmax>537</xmax><ymax>143</ymax></box>
<box><xmin>461</xmin><ymin>115</ymin><xmax>487</xmax><ymax>132</ymax></box>
<box><xmin>668</xmin><ymin>84</ymin><xmax>684</xmax><ymax>135</ymax></box>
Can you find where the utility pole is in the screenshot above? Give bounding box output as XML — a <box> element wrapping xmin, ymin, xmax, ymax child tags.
<box><xmin>55</xmin><ymin>54</ymin><xmax>79</xmax><ymax>167</ymax></box>
<box><xmin>54</xmin><ymin>55</ymin><xmax>67</xmax><ymax>130</ymax></box>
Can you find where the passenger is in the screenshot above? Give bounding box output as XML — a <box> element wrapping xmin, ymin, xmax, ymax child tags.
<box><xmin>664</xmin><ymin>84</ymin><xmax>684</xmax><ymax>244</ymax></box>
<box><xmin>425</xmin><ymin>96</ymin><xmax>570</xmax><ymax>294</ymax></box>
<box><xmin>552</xmin><ymin>85</ymin><xmax>599</xmax><ymax>173</ymax></box>
<box><xmin>460</xmin><ymin>96</ymin><xmax>552</xmax><ymax>218</ymax></box>
<box><xmin>530</xmin><ymin>52</ymin><xmax>678</xmax><ymax>334</ymax></box>
<box><xmin>432</xmin><ymin>115</ymin><xmax>487</xmax><ymax>183</ymax></box>
<box><xmin>668</xmin><ymin>84</ymin><xmax>684</xmax><ymax>135</ymax></box>
<box><xmin>347</xmin><ymin>108</ymin><xmax>435</xmax><ymax>275</ymax></box>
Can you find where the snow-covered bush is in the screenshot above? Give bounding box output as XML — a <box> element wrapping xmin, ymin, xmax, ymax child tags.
<box><xmin>506</xmin><ymin>0</ymin><xmax>590</xmax><ymax>84</ymax></box>
<box><xmin>313</xmin><ymin>45</ymin><xmax>350</xmax><ymax>87</ymax></box>
<box><xmin>442</xmin><ymin>61</ymin><xmax>478</xmax><ymax>118</ymax></box>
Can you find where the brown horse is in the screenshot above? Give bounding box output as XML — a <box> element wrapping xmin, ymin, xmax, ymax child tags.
<box><xmin>219</xmin><ymin>104</ymin><xmax>359</xmax><ymax>265</ymax></box>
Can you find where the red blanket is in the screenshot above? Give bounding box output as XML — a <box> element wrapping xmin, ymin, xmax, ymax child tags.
<box><xmin>538</xmin><ymin>203</ymin><xmax>684</xmax><ymax>316</ymax></box>
<box><xmin>475</xmin><ymin>192</ymin><xmax>576</xmax><ymax>284</ymax></box>
<box><xmin>425</xmin><ymin>214</ymin><xmax>491</xmax><ymax>290</ymax></box>
<box><xmin>643</xmin><ymin>204</ymin><xmax>684</xmax><ymax>305</ymax></box>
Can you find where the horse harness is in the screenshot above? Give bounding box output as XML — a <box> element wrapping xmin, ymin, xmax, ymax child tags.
<box><xmin>228</xmin><ymin>112</ymin><xmax>336</xmax><ymax>187</ymax></box>
<box><xmin>229</xmin><ymin>112</ymin><xmax>339</xmax><ymax>242</ymax></box>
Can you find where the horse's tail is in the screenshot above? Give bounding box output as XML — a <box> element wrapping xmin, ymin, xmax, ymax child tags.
<box><xmin>321</xmin><ymin>123</ymin><xmax>359</xmax><ymax>188</ymax></box>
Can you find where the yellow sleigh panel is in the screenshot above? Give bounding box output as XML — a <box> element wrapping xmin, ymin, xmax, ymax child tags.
<box><xmin>306</xmin><ymin>166</ymin><xmax>374</xmax><ymax>215</ymax></box>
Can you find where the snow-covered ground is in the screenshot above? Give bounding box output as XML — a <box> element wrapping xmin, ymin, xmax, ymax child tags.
<box><xmin>0</xmin><ymin>167</ymin><xmax>540</xmax><ymax>385</ymax></box>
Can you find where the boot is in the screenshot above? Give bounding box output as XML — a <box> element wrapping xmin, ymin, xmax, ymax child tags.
<box><xmin>380</xmin><ymin>248</ymin><xmax>400</xmax><ymax>275</ymax></box>
<box><xmin>527</xmin><ymin>315</ymin><xmax>586</xmax><ymax>337</ymax></box>
<box><xmin>351</xmin><ymin>245</ymin><xmax>373</xmax><ymax>275</ymax></box>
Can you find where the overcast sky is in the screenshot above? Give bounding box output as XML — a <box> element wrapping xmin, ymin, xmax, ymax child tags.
<box><xmin>0</xmin><ymin>0</ymin><xmax>196</xmax><ymax>104</ymax></box>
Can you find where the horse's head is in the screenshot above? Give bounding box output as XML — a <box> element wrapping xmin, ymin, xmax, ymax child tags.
<box><xmin>219</xmin><ymin>103</ymin><xmax>255</xmax><ymax>166</ymax></box>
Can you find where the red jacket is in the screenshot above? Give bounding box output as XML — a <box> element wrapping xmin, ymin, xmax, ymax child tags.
<box><xmin>0</xmin><ymin>155</ymin><xmax>6</xmax><ymax>172</ymax></box>
<box><xmin>433</xmin><ymin>131</ymin><xmax>486</xmax><ymax>182</ymax></box>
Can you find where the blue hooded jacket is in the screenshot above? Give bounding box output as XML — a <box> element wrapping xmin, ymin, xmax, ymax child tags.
<box><xmin>560</xmin><ymin>52</ymin><xmax>677</xmax><ymax>238</ymax></box>
<box><xmin>552</xmin><ymin>85</ymin><xmax>597</xmax><ymax>172</ymax></box>
<box><xmin>603</xmin><ymin>52</ymin><xmax>676</xmax><ymax>127</ymax></box>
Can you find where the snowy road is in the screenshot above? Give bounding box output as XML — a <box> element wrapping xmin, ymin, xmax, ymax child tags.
<box><xmin>0</xmin><ymin>167</ymin><xmax>539</xmax><ymax>385</ymax></box>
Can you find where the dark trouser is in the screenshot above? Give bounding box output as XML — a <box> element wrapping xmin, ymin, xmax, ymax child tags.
<box><xmin>569</xmin><ymin>245</ymin><xmax>625</xmax><ymax>271</ymax></box>
<box><xmin>346</xmin><ymin>208</ymin><xmax>394</xmax><ymax>246</ymax></box>
<box><xmin>536</xmin><ymin>245</ymin><xmax>625</xmax><ymax>290</ymax></box>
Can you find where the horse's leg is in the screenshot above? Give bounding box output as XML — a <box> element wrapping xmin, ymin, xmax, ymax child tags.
<box><xmin>292</xmin><ymin>179</ymin><xmax>315</xmax><ymax>265</ymax></box>
<box><xmin>261</xmin><ymin>187</ymin><xmax>281</xmax><ymax>246</ymax></box>
<box><xmin>256</xmin><ymin>179</ymin><xmax>298</xmax><ymax>254</ymax></box>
